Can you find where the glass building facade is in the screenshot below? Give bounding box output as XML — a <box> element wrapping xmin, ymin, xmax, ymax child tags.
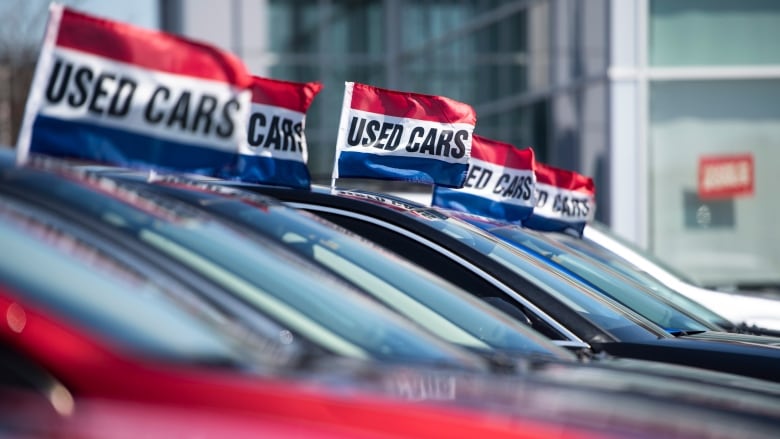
<box><xmin>163</xmin><ymin>0</ymin><xmax>609</xmax><ymax>196</ymax></box>
<box><xmin>161</xmin><ymin>0</ymin><xmax>779</xmax><ymax>289</ymax></box>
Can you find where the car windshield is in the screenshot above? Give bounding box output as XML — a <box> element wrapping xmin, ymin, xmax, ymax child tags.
<box><xmin>486</xmin><ymin>226</ymin><xmax>712</xmax><ymax>334</ymax></box>
<box><xmin>394</xmin><ymin>208</ymin><xmax>657</xmax><ymax>341</ymax></box>
<box><xmin>0</xmin><ymin>167</ymin><xmax>484</xmax><ymax>370</ymax></box>
<box><xmin>587</xmin><ymin>222</ymin><xmax>702</xmax><ymax>286</ymax></box>
<box><xmin>129</xmin><ymin>179</ymin><xmax>571</xmax><ymax>361</ymax></box>
<box><xmin>547</xmin><ymin>232</ymin><xmax>733</xmax><ymax>329</ymax></box>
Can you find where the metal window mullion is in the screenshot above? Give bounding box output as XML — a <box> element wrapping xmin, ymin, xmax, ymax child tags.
<box><xmin>646</xmin><ymin>66</ymin><xmax>780</xmax><ymax>81</ymax></box>
<box><xmin>383</xmin><ymin>0</ymin><xmax>401</xmax><ymax>90</ymax></box>
<box><xmin>637</xmin><ymin>0</ymin><xmax>649</xmax><ymax>250</ymax></box>
<box><xmin>312</xmin><ymin>0</ymin><xmax>332</xmax><ymax>181</ymax></box>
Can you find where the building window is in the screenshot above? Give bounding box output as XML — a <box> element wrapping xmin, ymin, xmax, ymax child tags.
<box><xmin>650</xmin><ymin>0</ymin><xmax>780</xmax><ymax>66</ymax></box>
<box><xmin>649</xmin><ymin>79</ymin><xmax>780</xmax><ymax>286</ymax></box>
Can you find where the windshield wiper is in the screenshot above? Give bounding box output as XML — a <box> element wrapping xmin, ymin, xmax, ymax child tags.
<box><xmin>665</xmin><ymin>329</ymin><xmax>707</xmax><ymax>337</ymax></box>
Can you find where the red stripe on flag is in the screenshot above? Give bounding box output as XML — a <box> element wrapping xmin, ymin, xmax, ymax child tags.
<box><xmin>470</xmin><ymin>135</ymin><xmax>535</xmax><ymax>171</ymax></box>
<box><xmin>536</xmin><ymin>162</ymin><xmax>595</xmax><ymax>195</ymax></box>
<box><xmin>350</xmin><ymin>83</ymin><xmax>476</xmax><ymax>125</ymax></box>
<box><xmin>250</xmin><ymin>76</ymin><xmax>323</xmax><ymax>113</ymax></box>
<box><xmin>56</xmin><ymin>7</ymin><xmax>251</xmax><ymax>87</ymax></box>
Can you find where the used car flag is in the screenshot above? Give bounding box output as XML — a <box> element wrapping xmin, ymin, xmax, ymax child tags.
<box><xmin>432</xmin><ymin>136</ymin><xmax>537</xmax><ymax>223</ymax></box>
<box><xmin>333</xmin><ymin>82</ymin><xmax>476</xmax><ymax>188</ymax></box>
<box><xmin>16</xmin><ymin>4</ymin><xmax>254</xmax><ymax>180</ymax></box>
<box><xmin>238</xmin><ymin>76</ymin><xmax>322</xmax><ymax>189</ymax></box>
<box><xmin>523</xmin><ymin>162</ymin><xmax>596</xmax><ymax>235</ymax></box>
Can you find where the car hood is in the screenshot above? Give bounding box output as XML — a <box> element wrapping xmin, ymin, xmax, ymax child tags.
<box><xmin>588</xmin><ymin>356</ymin><xmax>780</xmax><ymax>398</ymax></box>
<box><xmin>594</xmin><ymin>336</ymin><xmax>780</xmax><ymax>383</ymax></box>
<box><xmin>680</xmin><ymin>330</ymin><xmax>780</xmax><ymax>348</ymax></box>
<box><xmin>291</xmin><ymin>353</ymin><xmax>780</xmax><ymax>435</ymax></box>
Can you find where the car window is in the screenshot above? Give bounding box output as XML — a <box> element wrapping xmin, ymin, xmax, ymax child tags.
<box><xmin>488</xmin><ymin>227</ymin><xmax>712</xmax><ymax>334</ymax></box>
<box><xmin>301</xmin><ymin>237</ymin><xmax>492</xmax><ymax>350</ymax></box>
<box><xmin>467</xmin><ymin>232</ymin><xmax>663</xmax><ymax>339</ymax></box>
<box><xmin>587</xmin><ymin>222</ymin><xmax>702</xmax><ymax>286</ymax></box>
<box><xmin>549</xmin><ymin>233</ymin><xmax>732</xmax><ymax>329</ymax></box>
<box><xmin>423</xmin><ymin>216</ymin><xmax>657</xmax><ymax>331</ymax></box>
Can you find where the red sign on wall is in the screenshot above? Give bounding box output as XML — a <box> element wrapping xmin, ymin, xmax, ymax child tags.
<box><xmin>697</xmin><ymin>153</ymin><xmax>754</xmax><ymax>199</ymax></box>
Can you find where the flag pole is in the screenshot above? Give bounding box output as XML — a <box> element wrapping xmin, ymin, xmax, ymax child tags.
<box><xmin>330</xmin><ymin>82</ymin><xmax>354</xmax><ymax>191</ymax></box>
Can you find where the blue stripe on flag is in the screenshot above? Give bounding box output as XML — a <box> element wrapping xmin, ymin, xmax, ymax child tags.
<box><xmin>433</xmin><ymin>187</ymin><xmax>533</xmax><ymax>224</ymax></box>
<box><xmin>234</xmin><ymin>155</ymin><xmax>310</xmax><ymax>189</ymax></box>
<box><xmin>29</xmin><ymin>115</ymin><xmax>309</xmax><ymax>188</ymax></box>
<box><xmin>523</xmin><ymin>214</ymin><xmax>586</xmax><ymax>236</ymax></box>
<box><xmin>337</xmin><ymin>151</ymin><xmax>467</xmax><ymax>188</ymax></box>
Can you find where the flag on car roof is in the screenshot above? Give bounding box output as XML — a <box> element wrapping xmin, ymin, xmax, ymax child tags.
<box><xmin>523</xmin><ymin>162</ymin><xmax>595</xmax><ymax>235</ymax></box>
<box><xmin>432</xmin><ymin>136</ymin><xmax>537</xmax><ymax>223</ymax></box>
<box><xmin>16</xmin><ymin>4</ymin><xmax>257</xmax><ymax>181</ymax></box>
<box><xmin>238</xmin><ymin>76</ymin><xmax>322</xmax><ymax>189</ymax></box>
<box><xmin>332</xmin><ymin>82</ymin><xmax>476</xmax><ymax>188</ymax></box>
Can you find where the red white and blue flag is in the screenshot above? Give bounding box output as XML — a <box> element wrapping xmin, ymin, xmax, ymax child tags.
<box><xmin>432</xmin><ymin>136</ymin><xmax>536</xmax><ymax>223</ymax></box>
<box><xmin>524</xmin><ymin>162</ymin><xmax>595</xmax><ymax>234</ymax></box>
<box><xmin>16</xmin><ymin>4</ymin><xmax>256</xmax><ymax>180</ymax></box>
<box><xmin>239</xmin><ymin>76</ymin><xmax>322</xmax><ymax>189</ymax></box>
<box><xmin>333</xmin><ymin>82</ymin><xmax>475</xmax><ymax>188</ymax></box>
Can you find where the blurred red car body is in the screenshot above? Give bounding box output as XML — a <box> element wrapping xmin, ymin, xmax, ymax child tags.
<box><xmin>0</xmin><ymin>284</ymin><xmax>611</xmax><ymax>439</ymax></box>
